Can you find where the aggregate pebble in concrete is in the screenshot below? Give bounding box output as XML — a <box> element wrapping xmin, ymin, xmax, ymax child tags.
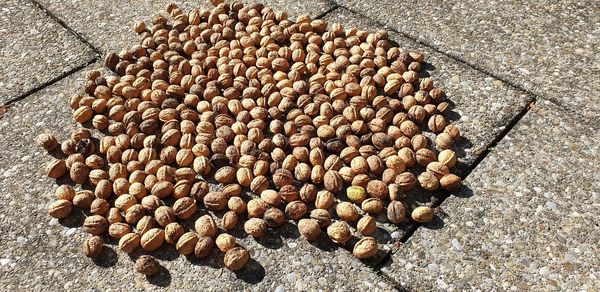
<box><xmin>324</xmin><ymin>8</ymin><xmax>532</xmax><ymax>246</ymax></box>
<box><xmin>35</xmin><ymin>0</ymin><xmax>336</xmax><ymax>53</ymax></box>
<box><xmin>0</xmin><ymin>66</ymin><xmax>396</xmax><ymax>291</ymax></box>
<box><xmin>0</xmin><ymin>0</ymin><xmax>96</xmax><ymax>106</ymax></box>
<box><xmin>381</xmin><ymin>100</ymin><xmax>600</xmax><ymax>290</ymax></box>
<box><xmin>336</xmin><ymin>0</ymin><xmax>600</xmax><ymax>118</ymax></box>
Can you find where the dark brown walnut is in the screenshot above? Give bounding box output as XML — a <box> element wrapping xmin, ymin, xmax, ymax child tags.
<box><xmin>135</xmin><ymin>255</ymin><xmax>160</xmax><ymax>276</ymax></box>
<box><xmin>310</xmin><ymin>209</ymin><xmax>332</xmax><ymax>228</ymax></box>
<box><xmin>194</xmin><ymin>236</ymin><xmax>214</xmax><ymax>259</ymax></box>
<box><xmin>82</xmin><ymin>236</ymin><xmax>103</xmax><ymax>258</ymax></box>
<box><xmin>285</xmin><ymin>201</ymin><xmax>308</xmax><ymax>220</ymax></box>
<box><xmin>203</xmin><ymin>192</ymin><xmax>227</xmax><ymax>211</ymax></box>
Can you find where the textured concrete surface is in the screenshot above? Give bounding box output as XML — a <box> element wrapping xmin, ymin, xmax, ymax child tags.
<box><xmin>336</xmin><ymin>0</ymin><xmax>600</xmax><ymax>118</ymax></box>
<box><xmin>36</xmin><ymin>0</ymin><xmax>336</xmax><ymax>53</ymax></box>
<box><xmin>324</xmin><ymin>8</ymin><xmax>532</xmax><ymax>246</ymax></box>
<box><xmin>0</xmin><ymin>66</ymin><xmax>395</xmax><ymax>291</ymax></box>
<box><xmin>0</xmin><ymin>0</ymin><xmax>96</xmax><ymax>106</ymax></box>
<box><xmin>381</xmin><ymin>100</ymin><xmax>600</xmax><ymax>291</ymax></box>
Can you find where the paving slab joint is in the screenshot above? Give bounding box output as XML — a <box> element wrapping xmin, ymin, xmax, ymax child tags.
<box><xmin>28</xmin><ymin>0</ymin><xmax>103</xmax><ymax>56</ymax></box>
<box><xmin>314</xmin><ymin>2</ymin><xmax>340</xmax><ymax>19</ymax></box>
<box><xmin>0</xmin><ymin>56</ymin><xmax>98</xmax><ymax>114</ymax></box>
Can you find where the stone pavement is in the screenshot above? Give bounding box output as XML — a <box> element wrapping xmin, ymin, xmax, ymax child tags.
<box><xmin>0</xmin><ymin>0</ymin><xmax>599</xmax><ymax>290</ymax></box>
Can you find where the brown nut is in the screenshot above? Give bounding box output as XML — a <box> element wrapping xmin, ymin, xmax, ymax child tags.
<box><xmin>194</xmin><ymin>236</ymin><xmax>214</xmax><ymax>259</ymax></box>
<box><xmin>411</xmin><ymin>206</ymin><xmax>435</xmax><ymax>223</ymax></box>
<box><xmin>298</xmin><ymin>219</ymin><xmax>321</xmax><ymax>241</ymax></box>
<box><xmin>310</xmin><ymin>209</ymin><xmax>332</xmax><ymax>228</ymax></box>
<box><xmin>108</xmin><ymin>222</ymin><xmax>132</xmax><ymax>239</ymax></box>
<box><xmin>195</xmin><ymin>215</ymin><xmax>217</xmax><ymax>237</ymax></box>
<box><xmin>140</xmin><ymin>228</ymin><xmax>165</xmax><ymax>251</ymax></box>
<box><xmin>224</xmin><ymin>247</ymin><xmax>249</xmax><ymax>271</ymax></box>
<box><xmin>440</xmin><ymin>173</ymin><xmax>462</xmax><ymax>191</ymax></box>
<box><xmin>357</xmin><ymin>216</ymin><xmax>377</xmax><ymax>236</ymax></box>
<box><xmin>326</xmin><ymin>221</ymin><xmax>351</xmax><ymax>244</ymax></box>
<box><xmin>48</xmin><ymin>199</ymin><xmax>72</xmax><ymax>219</ymax></box>
<box><xmin>263</xmin><ymin>208</ymin><xmax>285</xmax><ymax>228</ymax></box>
<box><xmin>119</xmin><ymin>232</ymin><xmax>141</xmax><ymax>253</ymax></box>
<box><xmin>215</xmin><ymin>233</ymin><xmax>237</xmax><ymax>253</ymax></box>
<box><xmin>135</xmin><ymin>255</ymin><xmax>160</xmax><ymax>276</ymax></box>
<box><xmin>285</xmin><ymin>200</ymin><xmax>308</xmax><ymax>220</ymax></box>
<box><xmin>164</xmin><ymin>222</ymin><xmax>184</xmax><ymax>244</ymax></box>
<box><xmin>387</xmin><ymin>200</ymin><xmax>406</xmax><ymax>224</ymax></box>
<box><xmin>45</xmin><ymin>159</ymin><xmax>67</xmax><ymax>179</ymax></box>
<box><xmin>335</xmin><ymin>202</ymin><xmax>359</xmax><ymax>222</ymax></box>
<box><xmin>82</xmin><ymin>236</ymin><xmax>103</xmax><ymax>258</ymax></box>
<box><xmin>173</xmin><ymin>197</ymin><xmax>197</xmax><ymax>220</ymax></box>
<box><xmin>176</xmin><ymin>232</ymin><xmax>199</xmax><ymax>255</ymax></box>
<box><xmin>353</xmin><ymin>237</ymin><xmax>378</xmax><ymax>259</ymax></box>
<box><xmin>418</xmin><ymin>171</ymin><xmax>440</xmax><ymax>191</ymax></box>
<box><xmin>203</xmin><ymin>192</ymin><xmax>227</xmax><ymax>210</ymax></box>
<box><xmin>244</xmin><ymin>218</ymin><xmax>267</xmax><ymax>238</ymax></box>
<box><xmin>83</xmin><ymin>215</ymin><xmax>108</xmax><ymax>235</ymax></box>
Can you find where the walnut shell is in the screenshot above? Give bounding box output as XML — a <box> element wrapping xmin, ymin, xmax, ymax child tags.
<box><xmin>298</xmin><ymin>219</ymin><xmax>321</xmax><ymax>241</ymax></box>
<box><xmin>82</xmin><ymin>236</ymin><xmax>103</xmax><ymax>258</ymax></box>
<box><xmin>224</xmin><ymin>247</ymin><xmax>249</xmax><ymax>271</ymax></box>
<box><xmin>47</xmin><ymin>199</ymin><xmax>72</xmax><ymax>219</ymax></box>
<box><xmin>353</xmin><ymin>237</ymin><xmax>378</xmax><ymax>259</ymax></box>
<box><xmin>140</xmin><ymin>228</ymin><xmax>165</xmax><ymax>251</ymax></box>
<box><xmin>135</xmin><ymin>255</ymin><xmax>160</xmax><ymax>276</ymax></box>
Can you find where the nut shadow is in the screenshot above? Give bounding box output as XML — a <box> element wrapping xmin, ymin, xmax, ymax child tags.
<box><xmin>147</xmin><ymin>265</ymin><xmax>172</xmax><ymax>287</ymax></box>
<box><xmin>234</xmin><ymin>258</ymin><xmax>265</xmax><ymax>284</ymax></box>
<box><xmin>92</xmin><ymin>245</ymin><xmax>118</xmax><ymax>267</ymax></box>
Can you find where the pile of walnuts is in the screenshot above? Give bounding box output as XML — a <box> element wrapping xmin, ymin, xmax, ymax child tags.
<box><xmin>40</xmin><ymin>0</ymin><xmax>462</xmax><ymax>273</ymax></box>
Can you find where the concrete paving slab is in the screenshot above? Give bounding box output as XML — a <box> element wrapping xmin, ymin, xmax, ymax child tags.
<box><xmin>0</xmin><ymin>65</ymin><xmax>395</xmax><ymax>291</ymax></box>
<box><xmin>35</xmin><ymin>0</ymin><xmax>336</xmax><ymax>53</ymax></box>
<box><xmin>336</xmin><ymin>0</ymin><xmax>600</xmax><ymax>118</ymax></box>
<box><xmin>324</xmin><ymin>8</ymin><xmax>532</xmax><ymax>245</ymax></box>
<box><xmin>381</xmin><ymin>100</ymin><xmax>600</xmax><ymax>290</ymax></box>
<box><xmin>0</xmin><ymin>0</ymin><xmax>96</xmax><ymax>106</ymax></box>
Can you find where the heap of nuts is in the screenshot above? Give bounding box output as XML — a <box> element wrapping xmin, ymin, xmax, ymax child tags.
<box><xmin>40</xmin><ymin>0</ymin><xmax>462</xmax><ymax>272</ymax></box>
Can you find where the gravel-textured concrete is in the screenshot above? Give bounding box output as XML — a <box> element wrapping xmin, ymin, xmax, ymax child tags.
<box><xmin>381</xmin><ymin>100</ymin><xmax>600</xmax><ymax>290</ymax></box>
<box><xmin>0</xmin><ymin>65</ymin><xmax>396</xmax><ymax>291</ymax></box>
<box><xmin>324</xmin><ymin>8</ymin><xmax>532</xmax><ymax>246</ymax></box>
<box><xmin>336</xmin><ymin>0</ymin><xmax>600</xmax><ymax>118</ymax></box>
<box><xmin>0</xmin><ymin>0</ymin><xmax>96</xmax><ymax>106</ymax></box>
<box><xmin>35</xmin><ymin>0</ymin><xmax>336</xmax><ymax>54</ymax></box>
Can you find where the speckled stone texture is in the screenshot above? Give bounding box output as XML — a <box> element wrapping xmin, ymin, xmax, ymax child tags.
<box><xmin>324</xmin><ymin>8</ymin><xmax>532</xmax><ymax>245</ymax></box>
<box><xmin>35</xmin><ymin>0</ymin><xmax>336</xmax><ymax>53</ymax></box>
<box><xmin>0</xmin><ymin>66</ymin><xmax>395</xmax><ymax>291</ymax></box>
<box><xmin>0</xmin><ymin>0</ymin><xmax>96</xmax><ymax>106</ymax></box>
<box><xmin>336</xmin><ymin>0</ymin><xmax>600</xmax><ymax>118</ymax></box>
<box><xmin>381</xmin><ymin>100</ymin><xmax>600</xmax><ymax>291</ymax></box>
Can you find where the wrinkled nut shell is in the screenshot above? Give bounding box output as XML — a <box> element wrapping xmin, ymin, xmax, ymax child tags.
<box><xmin>244</xmin><ymin>218</ymin><xmax>267</xmax><ymax>238</ymax></box>
<box><xmin>357</xmin><ymin>216</ymin><xmax>377</xmax><ymax>236</ymax></box>
<box><xmin>215</xmin><ymin>233</ymin><xmax>237</xmax><ymax>253</ymax></box>
<box><xmin>194</xmin><ymin>236</ymin><xmax>214</xmax><ymax>258</ymax></box>
<box><xmin>327</xmin><ymin>221</ymin><xmax>351</xmax><ymax>244</ymax></box>
<box><xmin>387</xmin><ymin>200</ymin><xmax>406</xmax><ymax>224</ymax></box>
<box><xmin>140</xmin><ymin>228</ymin><xmax>165</xmax><ymax>251</ymax></box>
<box><xmin>175</xmin><ymin>232</ymin><xmax>198</xmax><ymax>255</ymax></box>
<box><xmin>119</xmin><ymin>232</ymin><xmax>141</xmax><ymax>253</ymax></box>
<box><xmin>83</xmin><ymin>215</ymin><xmax>108</xmax><ymax>235</ymax></box>
<box><xmin>45</xmin><ymin>159</ymin><xmax>67</xmax><ymax>179</ymax></box>
<box><xmin>48</xmin><ymin>199</ymin><xmax>72</xmax><ymax>219</ymax></box>
<box><xmin>298</xmin><ymin>219</ymin><xmax>321</xmax><ymax>241</ymax></box>
<box><xmin>82</xmin><ymin>236</ymin><xmax>103</xmax><ymax>258</ymax></box>
<box><xmin>353</xmin><ymin>237</ymin><xmax>378</xmax><ymax>259</ymax></box>
<box><xmin>135</xmin><ymin>255</ymin><xmax>160</xmax><ymax>276</ymax></box>
<box><xmin>224</xmin><ymin>247</ymin><xmax>249</xmax><ymax>271</ymax></box>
